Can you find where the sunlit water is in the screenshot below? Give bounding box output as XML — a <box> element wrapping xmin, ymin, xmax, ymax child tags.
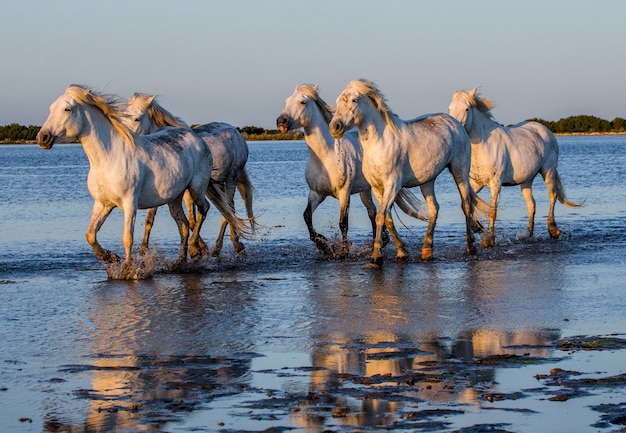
<box><xmin>1</xmin><ymin>137</ymin><xmax>625</xmax><ymax>432</ymax></box>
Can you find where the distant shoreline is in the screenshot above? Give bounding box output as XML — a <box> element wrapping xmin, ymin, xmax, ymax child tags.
<box><xmin>4</xmin><ymin>131</ymin><xmax>626</xmax><ymax>146</ymax></box>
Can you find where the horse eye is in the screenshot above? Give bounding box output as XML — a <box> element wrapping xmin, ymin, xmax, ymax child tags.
<box><xmin>64</xmin><ymin>107</ymin><xmax>71</xmax><ymax>112</ymax></box>
<box><xmin>299</xmin><ymin>100</ymin><xmax>307</xmax><ymax>105</ymax></box>
<box><xmin>134</xmin><ymin>118</ymin><xmax>140</xmax><ymax>122</ymax></box>
<box><xmin>465</xmin><ymin>108</ymin><xmax>469</xmax><ymax>112</ymax></box>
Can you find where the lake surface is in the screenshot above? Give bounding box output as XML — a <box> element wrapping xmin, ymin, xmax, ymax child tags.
<box><xmin>1</xmin><ymin>136</ymin><xmax>625</xmax><ymax>432</ymax></box>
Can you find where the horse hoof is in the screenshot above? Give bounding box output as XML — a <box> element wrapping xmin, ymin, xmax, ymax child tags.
<box><xmin>234</xmin><ymin>243</ymin><xmax>246</xmax><ymax>255</ymax></box>
<box><xmin>102</xmin><ymin>251</ymin><xmax>121</xmax><ymax>264</ymax></box>
<box><xmin>366</xmin><ymin>256</ymin><xmax>383</xmax><ymax>269</ymax></box>
<box><xmin>549</xmin><ymin>226</ymin><xmax>561</xmax><ymax>239</ymax></box>
<box><xmin>396</xmin><ymin>255</ymin><xmax>410</xmax><ymax>264</ymax></box>
<box><xmin>481</xmin><ymin>234</ymin><xmax>496</xmax><ymax>248</ymax></box>
<box><xmin>419</xmin><ymin>248</ymin><xmax>433</xmax><ymax>261</ymax></box>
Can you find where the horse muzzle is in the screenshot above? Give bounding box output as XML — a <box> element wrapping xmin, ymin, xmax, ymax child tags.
<box><xmin>36</xmin><ymin>130</ymin><xmax>56</xmax><ymax>150</ymax></box>
<box><xmin>329</xmin><ymin>119</ymin><xmax>345</xmax><ymax>138</ymax></box>
<box><xmin>276</xmin><ymin>115</ymin><xmax>291</xmax><ymax>133</ymax></box>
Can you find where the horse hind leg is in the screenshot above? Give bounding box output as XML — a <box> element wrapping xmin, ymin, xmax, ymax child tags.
<box><xmin>183</xmin><ymin>190</ymin><xmax>206</xmax><ymax>253</ymax></box>
<box><xmin>237</xmin><ymin>169</ymin><xmax>255</xmax><ymax>230</ymax></box>
<box><xmin>211</xmin><ymin>183</ymin><xmax>244</xmax><ymax>256</ymax></box>
<box><xmin>419</xmin><ymin>182</ymin><xmax>439</xmax><ymax>260</ymax></box>
<box><xmin>140</xmin><ymin>207</ymin><xmax>157</xmax><ymax>255</ymax></box>
<box><xmin>453</xmin><ymin>178</ymin><xmax>478</xmax><ymax>256</ymax></box>
<box><xmin>520</xmin><ymin>181</ymin><xmax>536</xmax><ymax>238</ymax></box>
<box><xmin>167</xmin><ymin>195</ymin><xmax>191</xmax><ymax>265</ymax></box>
<box><xmin>542</xmin><ymin>168</ymin><xmax>561</xmax><ymax>238</ymax></box>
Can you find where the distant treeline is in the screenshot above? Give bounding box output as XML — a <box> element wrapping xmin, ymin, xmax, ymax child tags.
<box><xmin>0</xmin><ymin>123</ymin><xmax>303</xmax><ymax>143</ymax></box>
<box><xmin>1</xmin><ymin>115</ymin><xmax>624</xmax><ymax>143</ymax></box>
<box><xmin>529</xmin><ymin>115</ymin><xmax>626</xmax><ymax>134</ymax></box>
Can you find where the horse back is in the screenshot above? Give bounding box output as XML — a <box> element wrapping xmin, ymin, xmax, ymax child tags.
<box><xmin>400</xmin><ymin>113</ymin><xmax>471</xmax><ymax>184</ymax></box>
<box><xmin>193</xmin><ymin>122</ymin><xmax>249</xmax><ymax>183</ymax></box>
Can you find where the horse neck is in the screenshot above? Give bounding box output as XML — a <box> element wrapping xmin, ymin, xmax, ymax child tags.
<box><xmin>357</xmin><ymin>108</ymin><xmax>391</xmax><ymax>146</ymax></box>
<box><xmin>468</xmin><ymin>109</ymin><xmax>499</xmax><ymax>144</ymax></box>
<box><xmin>302</xmin><ymin>110</ymin><xmax>336</xmax><ymax>158</ymax></box>
<box><xmin>79</xmin><ymin>106</ymin><xmax>131</xmax><ymax>167</ymax></box>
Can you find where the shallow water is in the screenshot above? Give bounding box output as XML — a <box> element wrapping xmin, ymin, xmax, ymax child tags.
<box><xmin>1</xmin><ymin>137</ymin><xmax>626</xmax><ymax>432</ymax></box>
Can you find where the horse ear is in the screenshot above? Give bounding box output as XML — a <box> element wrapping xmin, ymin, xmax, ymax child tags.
<box><xmin>313</xmin><ymin>84</ymin><xmax>319</xmax><ymax>92</ymax></box>
<box><xmin>147</xmin><ymin>95</ymin><xmax>157</xmax><ymax>104</ymax></box>
<box><xmin>470</xmin><ymin>87</ymin><xmax>479</xmax><ymax>96</ymax></box>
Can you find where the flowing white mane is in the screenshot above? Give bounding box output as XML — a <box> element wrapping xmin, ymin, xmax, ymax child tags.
<box><xmin>346</xmin><ymin>79</ymin><xmax>400</xmax><ymax>134</ymax></box>
<box><xmin>67</xmin><ymin>84</ymin><xmax>136</xmax><ymax>146</ymax></box>
<box><xmin>296</xmin><ymin>84</ymin><xmax>334</xmax><ymax>124</ymax></box>
<box><xmin>127</xmin><ymin>93</ymin><xmax>188</xmax><ymax>128</ymax></box>
<box><xmin>453</xmin><ymin>88</ymin><xmax>496</xmax><ymax>121</ymax></box>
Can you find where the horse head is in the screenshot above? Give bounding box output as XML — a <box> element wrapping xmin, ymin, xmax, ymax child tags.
<box><xmin>448</xmin><ymin>87</ymin><xmax>494</xmax><ymax>132</ymax></box>
<box><xmin>276</xmin><ymin>84</ymin><xmax>333</xmax><ymax>133</ymax></box>
<box><xmin>125</xmin><ymin>93</ymin><xmax>187</xmax><ymax>135</ymax></box>
<box><xmin>37</xmin><ymin>84</ymin><xmax>97</xmax><ymax>149</ymax></box>
<box><xmin>330</xmin><ymin>78</ymin><xmax>397</xmax><ymax>138</ymax></box>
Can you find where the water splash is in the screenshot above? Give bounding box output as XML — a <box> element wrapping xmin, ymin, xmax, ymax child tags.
<box><xmin>105</xmin><ymin>247</ymin><xmax>168</xmax><ymax>280</ymax></box>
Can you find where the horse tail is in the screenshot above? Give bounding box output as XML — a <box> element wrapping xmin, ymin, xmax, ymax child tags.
<box><xmin>205</xmin><ymin>182</ymin><xmax>255</xmax><ymax>239</ymax></box>
<box><xmin>237</xmin><ymin>168</ymin><xmax>256</xmax><ymax>230</ymax></box>
<box><xmin>470</xmin><ymin>188</ymin><xmax>490</xmax><ymax>219</ymax></box>
<box><xmin>555</xmin><ymin>171</ymin><xmax>584</xmax><ymax>207</ymax></box>
<box><xmin>395</xmin><ymin>188</ymin><xmax>429</xmax><ymax>221</ymax></box>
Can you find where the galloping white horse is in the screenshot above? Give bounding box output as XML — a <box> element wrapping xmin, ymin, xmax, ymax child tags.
<box><xmin>448</xmin><ymin>87</ymin><xmax>582</xmax><ymax>246</ymax></box>
<box><xmin>276</xmin><ymin>84</ymin><xmax>425</xmax><ymax>257</ymax></box>
<box><xmin>329</xmin><ymin>79</ymin><xmax>486</xmax><ymax>268</ymax></box>
<box><xmin>125</xmin><ymin>93</ymin><xmax>254</xmax><ymax>256</ymax></box>
<box><xmin>36</xmin><ymin>84</ymin><xmax>217</xmax><ymax>270</ymax></box>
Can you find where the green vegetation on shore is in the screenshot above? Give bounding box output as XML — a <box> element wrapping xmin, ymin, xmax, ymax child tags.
<box><xmin>1</xmin><ymin>114</ymin><xmax>624</xmax><ymax>143</ymax></box>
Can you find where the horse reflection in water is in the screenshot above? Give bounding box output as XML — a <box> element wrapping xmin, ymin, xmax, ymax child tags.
<box><xmin>45</xmin><ymin>275</ymin><xmax>259</xmax><ymax>432</ymax></box>
<box><xmin>290</xmin><ymin>260</ymin><xmax>563</xmax><ymax>430</ymax></box>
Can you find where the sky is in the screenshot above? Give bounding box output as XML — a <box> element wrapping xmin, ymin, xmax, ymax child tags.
<box><xmin>2</xmin><ymin>0</ymin><xmax>626</xmax><ymax>129</ymax></box>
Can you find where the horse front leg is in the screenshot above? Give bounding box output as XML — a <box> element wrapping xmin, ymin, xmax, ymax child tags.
<box><xmin>140</xmin><ymin>207</ymin><xmax>157</xmax><ymax>255</ymax></box>
<box><xmin>85</xmin><ymin>201</ymin><xmax>118</xmax><ymax>263</ymax></box>
<box><xmin>337</xmin><ymin>190</ymin><xmax>351</xmax><ymax>257</ymax></box>
<box><xmin>359</xmin><ymin>190</ymin><xmax>389</xmax><ymax>247</ymax></box>
<box><xmin>419</xmin><ymin>182</ymin><xmax>439</xmax><ymax>260</ymax></box>
<box><xmin>304</xmin><ymin>191</ymin><xmax>331</xmax><ymax>257</ymax></box>
<box><xmin>520</xmin><ymin>180</ymin><xmax>536</xmax><ymax>238</ymax></box>
<box><xmin>121</xmin><ymin>204</ymin><xmax>138</xmax><ymax>269</ymax></box>
<box><xmin>481</xmin><ymin>181</ymin><xmax>501</xmax><ymax>248</ymax></box>
<box><xmin>367</xmin><ymin>187</ymin><xmax>401</xmax><ymax>268</ymax></box>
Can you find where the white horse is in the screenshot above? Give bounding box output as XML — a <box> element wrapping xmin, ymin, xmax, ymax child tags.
<box><xmin>448</xmin><ymin>87</ymin><xmax>582</xmax><ymax>246</ymax></box>
<box><xmin>329</xmin><ymin>79</ymin><xmax>486</xmax><ymax>268</ymax></box>
<box><xmin>124</xmin><ymin>93</ymin><xmax>254</xmax><ymax>256</ymax></box>
<box><xmin>276</xmin><ymin>84</ymin><xmax>425</xmax><ymax>258</ymax></box>
<box><xmin>36</xmin><ymin>84</ymin><xmax>247</xmax><ymax>272</ymax></box>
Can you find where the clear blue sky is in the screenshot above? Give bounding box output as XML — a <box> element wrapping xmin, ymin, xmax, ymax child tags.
<box><xmin>2</xmin><ymin>0</ymin><xmax>625</xmax><ymax>129</ymax></box>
